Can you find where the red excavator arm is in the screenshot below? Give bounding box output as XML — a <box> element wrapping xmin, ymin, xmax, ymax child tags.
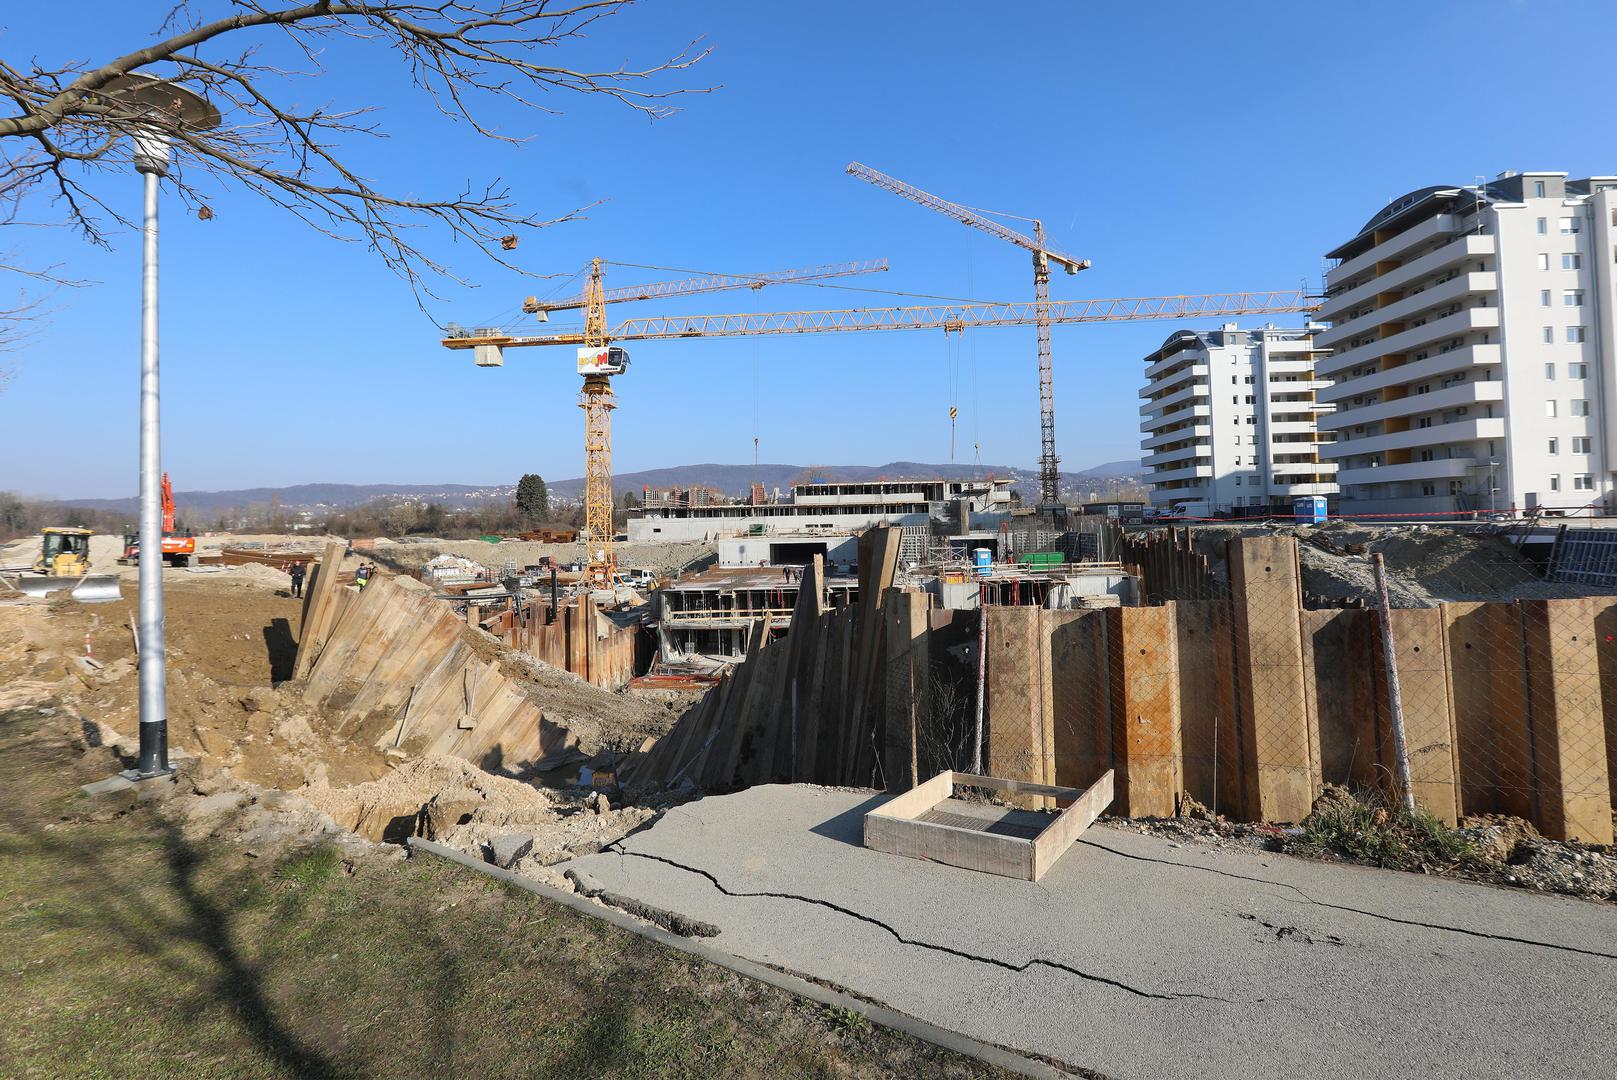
<box><xmin>161</xmin><ymin>473</ymin><xmax>176</xmax><ymax>534</ymax></box>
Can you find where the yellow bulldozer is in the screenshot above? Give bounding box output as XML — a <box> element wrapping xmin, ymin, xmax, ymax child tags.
<box><xmin>5</xmin><ymin>527</ymin><xmax>121</xmax><ymax>602</ymax></box>
<box><xmin>34</xmin><ymin>527</ymin><xmax>93</xmax><ymax>576</ymax></box>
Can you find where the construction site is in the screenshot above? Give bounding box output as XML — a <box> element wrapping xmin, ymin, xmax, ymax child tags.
<box><xmin>5</xmin><ymin>6</ymin><xmax>1617</xmax><ymax>1079</ymax></box>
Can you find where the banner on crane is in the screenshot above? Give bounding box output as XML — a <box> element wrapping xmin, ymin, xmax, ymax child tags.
<box><xmin>577</xmin><ymin>346</ymin><xmax>630</xmax><ymax>377</ymax></box>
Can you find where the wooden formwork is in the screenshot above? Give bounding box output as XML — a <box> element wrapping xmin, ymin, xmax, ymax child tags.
<box><xmin>863</xmin><ymin>769</ymin><xmax>1114</xmax><ymax>882</ymax></box>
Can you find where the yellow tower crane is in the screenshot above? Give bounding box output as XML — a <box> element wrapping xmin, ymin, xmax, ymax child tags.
<box><xmin>468</xmin><ymin>259</ymin><xmax>892</xmax><ymax>584</ymax></box>
<box><xmin>846</xmin><ymin>162</ymin><xmax>1089</xmax><ymax>510</ymax></box>
<box><xmin>445</xmin><ymin>288</ymin><xmax>1320</xmax><ymax>549</ymax></box>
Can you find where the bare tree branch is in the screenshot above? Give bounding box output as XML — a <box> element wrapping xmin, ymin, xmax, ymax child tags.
<box><xmin>0</xmin><ymin>0</ymin><xmax>713</xmax><ymax>337</ymax></box>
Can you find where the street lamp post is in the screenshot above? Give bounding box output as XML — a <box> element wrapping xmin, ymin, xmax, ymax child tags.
<box><xmin>104</xmin><ymin>75</ymin><xmax>219</xmax><ymax>778</ymax></box>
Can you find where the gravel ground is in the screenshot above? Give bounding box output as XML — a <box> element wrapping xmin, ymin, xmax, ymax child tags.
<box><xmin>1124</xmin><ymin>800</ymin><xmax>1617</xmax><ymax>904</ymax></box>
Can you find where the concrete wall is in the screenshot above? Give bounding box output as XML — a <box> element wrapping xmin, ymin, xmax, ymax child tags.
<box><xmin>630</xmin><ymin>510</ymin><xmax>930</xmax><ymax>543</ymax></box>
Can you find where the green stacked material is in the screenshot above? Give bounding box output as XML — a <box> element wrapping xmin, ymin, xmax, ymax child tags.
<box><xmin>1014</xmin><ymin>551</ymin><xmax>1063</xmax><ymax>567</ymax></box>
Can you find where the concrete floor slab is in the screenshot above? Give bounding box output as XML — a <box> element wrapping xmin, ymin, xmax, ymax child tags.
<box><xmin>562</xmin><ymin>785</ymin><xmax>1617</xmax><ymax>1080</ymax></box>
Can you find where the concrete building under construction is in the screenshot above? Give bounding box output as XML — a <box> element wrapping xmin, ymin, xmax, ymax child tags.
<box><xmin>628</xmin><ymin>477</ymin><xmax>1015</xmax><ymax>545</ymax></box>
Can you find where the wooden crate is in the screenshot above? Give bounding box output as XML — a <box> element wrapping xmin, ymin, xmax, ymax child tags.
<box><xmin>863</xmin><ymin>769</ymin><xmax>1114</xmax><ymax>881</ymax></box>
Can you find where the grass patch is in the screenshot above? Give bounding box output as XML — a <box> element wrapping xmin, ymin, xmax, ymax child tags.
<box><xmin>1298</xmin><ymin>787</ymin><xmax>1477</xmax><ymax>871</ymax></box>
<box><xmin>0</xmin><ymin>705</ymin><xmax>1013</xmax><ymax>1079</ymax></box>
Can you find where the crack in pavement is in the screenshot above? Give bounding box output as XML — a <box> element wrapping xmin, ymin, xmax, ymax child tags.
<box><xmin>1078</xmin><ymin>837</ymin><xmax>1617</xmax><ymax>962</ymax></box>
<box><xmin>603</xmin><ymin>843</ymin><xmax>1253</xmax><ymax>1004</ymax></box>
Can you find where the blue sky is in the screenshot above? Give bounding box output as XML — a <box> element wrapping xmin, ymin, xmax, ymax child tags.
<box><xmin>2</xmin><ymin>0</ymin><xmax>1613</xmax><ymax>499</ymax></box>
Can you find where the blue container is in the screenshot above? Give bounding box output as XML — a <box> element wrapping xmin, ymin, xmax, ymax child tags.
<box><xmin>972</xmin><ymin>548</ymin><xmax>992</xmax><ymax>577</ymax></box>
<box><xmin>1293</xmin><ymin>495</ymin><xmax>1327</xmax><ymax>525</ymax></box>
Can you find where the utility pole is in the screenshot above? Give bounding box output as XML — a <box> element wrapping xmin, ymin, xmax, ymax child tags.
<box><xmin>105</xmin><ymin>75</ymin><xmax>219</xmax><ymax>778</ymax></box>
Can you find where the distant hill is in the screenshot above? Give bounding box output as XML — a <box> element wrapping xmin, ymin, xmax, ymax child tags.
<box><xmin>42</xmin><ymin>457</ymin><xmax>1144</xmax><ymax>515</ymax></box>
<box><xmin>1070</xmin><ymin>459</ymin><xmax>1142</xmax><ymax>479</ymax></box>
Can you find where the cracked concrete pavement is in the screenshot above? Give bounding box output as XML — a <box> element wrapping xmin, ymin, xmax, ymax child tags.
<box><xmin>560</xmin><ymin>785</ymin><xmax>1617</xmax><ymax>1080</ymax></box>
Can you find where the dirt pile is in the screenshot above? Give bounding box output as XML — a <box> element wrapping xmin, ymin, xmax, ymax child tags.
<box><xmin>1182</xmin><ymin>522</ymin><xmax>1574</xmax><ymax>608</ymax></box>
<box><xmin>301</xmin><ymin>753</ymin><xmax>659</xmax><ymax>866</ymax></box>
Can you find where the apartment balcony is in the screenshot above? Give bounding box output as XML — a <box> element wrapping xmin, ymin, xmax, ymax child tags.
<box><xmin>1138</xmin><ymin>381</ymin><xmax>1208</xmax><ymax>416</ymax></box>
<box><xmin>1268</xmin><ymin>420</ymin><xmax>1325</xmax><ymax>437</ymax></box>
<box><xmin>1321</xmin><ymin>380</ymin><xmax>1503</xmax><ymax>431</ymax></box>
<box><xmin>1272</xmin><ymin>481</ymin><xmax>1340</xmax><ymax>497</ymax></box>
<box><xmin>1145</xmin><ymin>350</ymin><xmax>1208</xmax><ymax>381</ymax></box>
<box><xmin>1323</xmin><ymin>417</ymin><xmax>1503</xmax><ymax>461</ymax></box>
<box><xmin>1143</xmin><ymin>443</ymin><xmax>1204</xmax><ymax>468</ymax></box>
<box><xmin>1266</xmin><ymin>357</ymin><xmax>1317</xmax><ymax>372</ymax></box>
<box><xmin>1324</xmin><ymin>213</ymin><xmax>1465</xmax><ymax>296</ymax></box>
<box><xmin>1317</xmin><ymin>344</ymin><xmax>1501</xmax><ymax>403</ymax></box>
<box><xmin>1336</xmin><ymin>457</ymin><xmax>1478</xmax><ymax>487</ymax></box>
<box><xmin>1146</xmin><ymin>464</ymin><xmax>1214</xmax><ymax>485</ymax></box>
<box><xmin>1316</xmin><ymin>272</ymin><xmax>1498</xmax><ymax>350</ymax></box>
<box><xmin>1271</xmin><ymin>460</ymin><xmax>1339</xmax><ymax>475</ymax></box>
<box><xmin>1141</xmin><ymin>403</ymin><xmax>1210</xmax><ymax>432</ymax></box>
<box><xmin>1267</xmin><ymin>378</ymin><xmax>1332</xmax><ymax>394</ymax></box>
<box><xmin>1319</xmin><ymin>233</ymin><xmax>1495</xmax><ymax>323</ymax></box>
<box><xmin>1139</xmin><ymin>363</ymin><xmax>1209</xmax><ymax>398</ymax></box>
<box><xmin>1142</xmin><ymin>423</ymin><xmax>1209</xmax><ymax>450</ymax></box>
<box><xmin>1318</xmin><ymin>306</ymin><xmax>1500</xmax><ymax>378</ymax></box>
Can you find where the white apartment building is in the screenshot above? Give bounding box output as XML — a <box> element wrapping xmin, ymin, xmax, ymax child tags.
<box><xmin>1318</xmin><ymin>171</ymin><xmax>1617</xmax><ymax>516</ymax></box>
<box><xmin>1139</xmin><ymin>324</ymin><xmax>1337</xmax><ymax>515</ymax></box>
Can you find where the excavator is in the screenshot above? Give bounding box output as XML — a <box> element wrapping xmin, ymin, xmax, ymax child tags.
<box><xmin>118</xmin><ymin>473</ymin><xmax>195</xmax><ymax>566</ymax></box>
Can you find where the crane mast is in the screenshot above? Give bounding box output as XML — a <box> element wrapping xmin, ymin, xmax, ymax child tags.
<box><xmin>579</xmin><ymin>259</ymin><xmax>616</xmax><ymax>584</ymax></box>
<box><xmin>846</xmin><ymin>162</ymin><xmax>1089</xmax><ymax>510</ymax></box>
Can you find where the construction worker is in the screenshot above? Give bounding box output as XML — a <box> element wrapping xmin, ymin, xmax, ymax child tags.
<box><xmin>288</xmin><ymin>560</ymin><xmax>306</xmax><ymax>598</ymax></box>
<box><xmin>356</xmin><ymin>564</ymin><xmax>372</xmax><ymax>590</ymax></box>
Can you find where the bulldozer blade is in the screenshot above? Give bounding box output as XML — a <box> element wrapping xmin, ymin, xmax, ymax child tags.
<box><xmin>11</xmin><ymin>575</ymin><xmax>75</xmax><ymax>598</ymax></box>
<box><xmin>5</xmin><ymin>574</ymin><xmax>122</xmax><ymax>602</ymax></box>
<box><xmin>70</xmin><ymin>575</ymin><xmax>123</xmax><ymax>603</ymax></box>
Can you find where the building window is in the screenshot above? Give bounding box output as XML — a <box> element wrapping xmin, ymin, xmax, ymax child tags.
<box><xmin>1233</xmin><ymin>396</ymin><xmax>1239</xmax><ymax>405</ymax></box>
<box><xmin>1550</xmin><ymin>474</ymin><xmax>1561</xmax><ymax>492</ymax></box>
<box><xmin>1573</xmin><ymin>436</ymin><xmax>1592</xmax><ymax>453</ymax></box>
<box><xmin>1564</xmin><ymin>253</ymin><xmax>1582</xmax><ymax>270</ymax></box>
<box><xmin>1537</xmin><ymin>217</ymin><xmax>1548</xmax><ymax>235</ymax></box>
<box><xmin>1543</xmin><ymin>326</ymin><xmax>1555</xmax><ymax>343</ymax></box>
<box><xmin>1549</xmin><ymin>437</ymin><xmax>1559</xmax><ymax>455</ymax></box>
<box><xmin>1421</xmin><ymin>483</ymin><xmax>1436</xmax><ymax>496</ymax></box>
<box><xmin>1564</xmin><ymin>289</ymin><xmax>1584</xmax><ymax>306</ymax></box>
<box><xmin>1568</xmin><ymin>326</ymin><xmax>1587</xmax><ymax>343</ymax></box>
<box><xmin>1575</xmin><ymin>474</ymin><xmax>1595</xmax><ymax>491</ymax></box>
<box><xmin>1541</xmin><ymin>289</ymin><xmax>1552</xmax><ymax>306</ymax></box>
<box><xmin>1538</xmin><ymin>253</ymin><xmax>1550</xmax><ymax>270</ymax></box>
<box><xmin>1571</xmin><ymin>363</ymin><xmax>1588</xmax><ymax>379</ymax></box>
<box><xmin>1535</xmin><ymin>180</ymin><xmax>1547</xmax><ymax>197</ymax></box>
<box><xmin>1546</xmin><ymin>400</ymin><xmax>1558</xmax><ymax>417</ymax></box>
<box><xmin>1244</xmin><ymin>395</ymin><xmax>1255</xmax><ymax>404</ymax></box>
<box><xmin>1545</xmin><ymin>363</ymin><xmax>1556</xmax><ymax>380</ymax></box>
<box><xmin>1417</xmin><ymin>417</ymin><xmax>1432</xmax><ymax>428</ymax></box>
<box><xmin>1560</xmin><ymin>217</ymin><xmax>1581</xmax><ymax>234</ymax></box>
<box><xmin>1573</xmin><ymin>399</ymin><xmax>1590</xmax><ymax>417</ymax></box>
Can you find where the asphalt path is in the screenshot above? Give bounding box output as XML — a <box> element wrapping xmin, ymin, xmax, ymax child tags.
<box><xmin>563</xmin><ymin>785</ymin><xmax>1617</xmax><ymax>1080</ymax></box>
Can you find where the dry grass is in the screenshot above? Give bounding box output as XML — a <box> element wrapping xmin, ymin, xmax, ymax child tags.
<box><xmin>0</xmin><ymin>705</ymin><xmax>1011</xmax><ymax>1080</ymax></box>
